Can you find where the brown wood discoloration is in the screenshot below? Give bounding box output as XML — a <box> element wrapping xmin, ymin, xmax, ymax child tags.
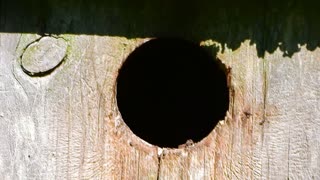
<box><xmin>1</xmin><ymin>3</ymin><xmax>320</xmax><ymax>179</ymax></box>
<box><xmin>2</xmin><ymin>32</ymin><xmax>320</xmax><ymax>179</ymax></box>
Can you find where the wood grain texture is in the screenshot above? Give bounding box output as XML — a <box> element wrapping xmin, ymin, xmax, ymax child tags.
<box><xmin>1</xmin><ymin>2</ymin><xmax>320</xmax><ymax>179</ymax></box>
<box><xmin>3</xmin><ymin>32</ymin><xmax>319</xmax><ymax>179</ymax></box>
<box><xmin>260</xmin><ymin>47</ymin><xmax>320</xmax><ymax>179</ymax></box>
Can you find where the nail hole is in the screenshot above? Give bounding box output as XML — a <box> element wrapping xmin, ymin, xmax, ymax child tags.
<box><xmin>116</xmin><ymin>38</ymin><xmax>229</xmax><ymax>148</ymax></box>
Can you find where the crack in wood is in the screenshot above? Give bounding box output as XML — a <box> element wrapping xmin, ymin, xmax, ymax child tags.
<box><xmin>156</xmin><ymin>149</ymin><xmax>163</xmax><ymax>180</ymax></box>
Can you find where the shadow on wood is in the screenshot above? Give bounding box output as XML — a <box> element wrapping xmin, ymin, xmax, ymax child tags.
<box><xmin>1</xmin><ymin>0</ymin><xmax>320</xmax><ymax>57</ymax></box>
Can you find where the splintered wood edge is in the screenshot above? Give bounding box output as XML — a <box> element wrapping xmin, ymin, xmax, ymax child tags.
<box><xmin>113</xmin><ymin>39</ymin><xmax>229</xmax><ymax>144</ymax></box>
<box><xmin>107</xmin><ymin>37</ymin><xmax>232</xmax><ymax>160</ymax></box>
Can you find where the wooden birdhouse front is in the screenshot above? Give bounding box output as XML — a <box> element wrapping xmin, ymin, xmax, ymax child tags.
<box><xmin>1</xmin><ymin>0</ymin><xmax>320</xmax><ymax>179</ymax></box>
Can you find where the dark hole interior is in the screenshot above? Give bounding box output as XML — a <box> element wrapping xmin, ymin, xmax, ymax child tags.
<box><xmin>116</xmin><ymin>38</ymin><xmax>229</xmax><ymax>148</ymax></box>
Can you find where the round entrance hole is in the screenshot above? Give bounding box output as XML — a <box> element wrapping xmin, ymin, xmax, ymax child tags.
<box><xmin>116</xmin><ymin>38</ymin><xmax>229</xmax><ymax>148</ymax></box>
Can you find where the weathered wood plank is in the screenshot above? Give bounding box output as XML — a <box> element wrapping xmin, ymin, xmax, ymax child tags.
<box><xmin>261</xmin><ymin>47</ymin><xmax>320</xmax><ymax>179</ymax></box>
<box><xmin>1</xmin><ymin>2</ymin><xmax>320</xmax><ymax>179</ymax></box>
<box><xmin>156</xmin><ymin>41</ymin><xmax>265</xmax><ymax>179</ymax></box>
<box><xmin>2</xmin><ymin>32</ymin><xmax>320</xmax><ymax>179</ymax></box>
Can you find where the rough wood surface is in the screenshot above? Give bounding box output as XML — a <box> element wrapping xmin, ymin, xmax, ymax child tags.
<box><xmin>2</xmin><ymin>33</ymin><xmax>319</xmax><ymax>179</ymax></box>
<box><xmin>1</xmin><ymin>1</ymin><xmax>320</xmax><ymax>179</ymax></box>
